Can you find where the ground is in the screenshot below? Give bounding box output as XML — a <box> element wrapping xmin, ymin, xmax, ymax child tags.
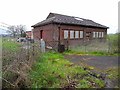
<box><xmin>64</xmin><ymin>55</ymin><xmax>118</xmax><ymax>70</ymax></box>
<box><xmin>64</xmin><ymin>54</ymin><xmax>119</xmax><ymax>88</ymax></box>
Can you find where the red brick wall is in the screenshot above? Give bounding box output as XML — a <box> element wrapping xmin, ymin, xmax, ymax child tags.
<box><xmin>32</xmin><ymin>24</ymin><xmax>54</xmax><ymax>41</ymax></box>
<box><xmin>58</xmin><ymin>24</ymin><xmax>107</xmax><ymax>47</ymax></box>
<box><xmin>32</xmin><ymin>23</ymin><xmax>107</xmax><ymax>49</ymax></box>
<box><xmin>26</xmin><ymin>31</ymin><xmax>32</xmax><ymax>38</ymax></box>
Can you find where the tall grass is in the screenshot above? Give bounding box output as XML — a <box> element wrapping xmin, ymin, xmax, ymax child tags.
<box><xmin>107</xmin><ymin>33</ymin><xmax>119</xmax><ymax>53</ymax></box>
<box><xmin>2</xmin><ymin>38</ymin><xmax>21</xmax><ymax>52</ymax></box>
<box><xmin>65</xmin><ymin>34</ymin><xmax>119</xmax><ymax>56</ymax></box>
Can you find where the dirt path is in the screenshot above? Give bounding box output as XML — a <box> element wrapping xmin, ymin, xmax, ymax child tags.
<box><xmin>64</xmin><ymin>55</ymin><xmax>118</xmax><ymax>70</ymax></box>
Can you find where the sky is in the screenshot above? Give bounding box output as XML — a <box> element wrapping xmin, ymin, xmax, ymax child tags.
<box><xmin>0</xmin><ymin>0</ymin><xmax>119</xmax><ymax>34</ymax></box>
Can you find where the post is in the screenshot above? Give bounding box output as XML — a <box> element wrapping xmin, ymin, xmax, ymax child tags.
<box><xmin>58</xmin><ymin>26</ymin><xmax>60</xmax><ymax>45</ymax></box>
<box><xmin>58</xmin><ymin>26</ymin><xmax>61</xmax><ymax>52</ymax></box>
<box><xmin>40</xmin><ymin>39</ymin><xmax>45</xmax><ymax>53</ymax></box>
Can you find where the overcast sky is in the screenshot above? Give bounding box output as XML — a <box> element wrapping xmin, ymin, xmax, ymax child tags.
<box><xmin>0</xmin><ymin>0</ymin><xmax>119</xmax><ymax>34</ymax></box>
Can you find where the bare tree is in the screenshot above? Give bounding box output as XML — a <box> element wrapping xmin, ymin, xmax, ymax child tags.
<box><xmin>7</xmin><ymin>26</ymin><xmax>18</xmax><ymax>38</ymax></box>
<box><xmin>7</xmin><ymin>25</ymin><xmax>26</xmax><ymax>38</ymax></box>
<box><xmin>16</xmin><ymin>25</ymin><xmax>26</xmax><ymax>37</ymax></box>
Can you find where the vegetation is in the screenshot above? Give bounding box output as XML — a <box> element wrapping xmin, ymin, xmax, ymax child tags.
<box><xmin>107</xmin><ymin>33</ymin><xmax>119</xmax><ymax>53</ymax></box>
<box><xmin>2</xmin><ymin>38</ymin><xmax>21</xmax><ymax>66</ymax></box>
<box><xmin>64</xmin><ymin>34</ymin><xmax>119</xmax><ymax>56</ymax></box>
<box><xmin>7</xmin><ymin>25</ymin><xmax>26</xmax><ymax>38</ymax></box>
<box><xmin>29</xmin><ymin>52</ymin><xmax>105</xmax><ymax>88</ymax></box>
<box><xmin>2</xmin><ymin>37</ymin><xmax>41</xmax><ymax>88</ymax></box>
<box><xmin>2</xmin><ymin>33</ymin><xmax>119</xmax><ymax>88</ymax></box>
<box><xmin>106</xmin><ymin>67</ymin><xmax>119</xmax><ymax>80</ymax></box>
<box><xmin>2</xmin><ymin>38</ymin><xmax>21</xmax><ymax>52</ymax></box>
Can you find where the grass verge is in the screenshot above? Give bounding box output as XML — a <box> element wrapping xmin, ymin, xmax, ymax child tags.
<box><xmin>64</xmin><ymin>50</ymin><xmax>118</xmax><ymax>56</ymax></box>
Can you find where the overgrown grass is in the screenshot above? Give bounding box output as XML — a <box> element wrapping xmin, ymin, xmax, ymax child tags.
<box><xmin>64</xmin><ymin>33</ymin><xmax>119</xmax><ymax>56</ymax></box>
<box><xmin>63</xmin><ymin>33</ymin><xmax>119</xmax><ymax>56</ymax></box>
<box><xmin>2</xmin><ymin>38</ymin><xmax>21</xmax><ymax>67</ymax></box>
<box><xmin>2</xmin><ymin>38</ymin><xmax>21</xmax><ymax>52</ymax></box>
<box><xmin>2</xmin><ymin>38</ymin><xmax>23</xmax><ymax>88</ymax></box>
<box><xmin>107</xmin><ymin>33</ymin><xmax>119</xmax><ymax>53</ymax></box>
<box><xmin>29</xmin><ymin>52</ymin><xmax>105</xmax><ymax>88</ymax></box>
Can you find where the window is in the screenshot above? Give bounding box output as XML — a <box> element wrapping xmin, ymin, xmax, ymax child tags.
<box><xmin>96</xmin><ymin>32</ymin><xmax>98</xmax><ymax>38</ymax></box>
<box><xmin>64</xmin><ymin>30</ymin><xmax>68</xmax><ymax>39</ymax></box>
<box><xmin>93</xmin><ymin>32</ymin><xmax>96</xmax><ymax>38</ymax></box>
<box><xmin>80</xmin><ymin>31</ymin><xmax>83</xmax><ymax>38</ymax></box>
<box><xmin>70</xmin><ymin>31</ymin><xmax>74</xmax><ymax>39</ymax></box>
<box><xmin>101</xmin><ymin>32</ymin><xmax>104</xmax><ymax>37</ymax></box>
<box><xmin>75</xmin><ymin>31</ymin><xmax>79</xmax><ymax>38</ymax></box>
<box><xmin>99</xmin><ymin>32</ymin><xmax>102</xmax><ymax>38</ymax></box>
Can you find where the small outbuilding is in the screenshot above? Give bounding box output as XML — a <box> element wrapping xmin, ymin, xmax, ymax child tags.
<box><xmin>32</xmin><ymin>13</ymin><xmax>109</xmax><ymax>51</ymax></box>
<box><xmin>26</xmin><ymin>31</ymin><xmax>32</xmax><ymax>38</ymax></box>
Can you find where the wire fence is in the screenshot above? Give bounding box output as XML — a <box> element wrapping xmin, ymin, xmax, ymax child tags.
<box><xmin>2</xmin><ymin>38</ymin><xmax>40</xmax><ymax>88</ymax></box>
<box><xmin>69</xmin><ymin>39</ymin><xmax>118</xmax><ymax>54</ymax></box>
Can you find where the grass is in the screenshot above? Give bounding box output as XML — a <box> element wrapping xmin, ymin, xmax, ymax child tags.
<box><xmin>2</xmin><ymin>38</ymin><xmax>21</xmax><ymax>52</ymax></box>
<box><xmin>105</xmin><ymin>67</ymin><xmax>119</xmax><ymax>80</ymax></box>
<box><xmin>2</xmin><ymin>38</ymin><xmax>21</xmax><ymax>67</ymax></box>
<box><xmin>64</xmin><ymin>50</ymin><xmax>118</xmax><ymax>56</ymax></box>
<box><xmin>63</xmin><ymin>34</ymin><xmax>119</xmax><ymax>56</ymax></box>
<box><xmin>2</xmin><ymin>38</ymin><xmax>23</xmax><ymax>88</ymax></box>
<box><xmin>29</xmin><ymin>52</ymin><xmax>105</xmax><ymax>88</ymax></box>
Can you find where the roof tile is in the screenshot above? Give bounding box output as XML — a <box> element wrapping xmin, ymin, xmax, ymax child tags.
<box><xmin>32</xmin><ymin>13</ymin><xmax>108</xmax><ymax>29</ymax></box>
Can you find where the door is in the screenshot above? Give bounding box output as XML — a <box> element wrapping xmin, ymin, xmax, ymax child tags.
<box><xmin>40</xmin><ymin>30</ymin><xmax>43</xmax><ymax>39</ymax></box>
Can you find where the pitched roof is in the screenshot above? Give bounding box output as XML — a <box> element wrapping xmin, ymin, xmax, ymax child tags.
<box><xmin>32</xmin><ymin>13</ymin><xmax>108</xmax><ymax>29</ymax></box>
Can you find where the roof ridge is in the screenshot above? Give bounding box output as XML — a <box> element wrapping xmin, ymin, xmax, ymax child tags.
<box><xmin>50</xmin><ymin>12</ymin><xmax>91</xmax><ymax>21</ymax></box>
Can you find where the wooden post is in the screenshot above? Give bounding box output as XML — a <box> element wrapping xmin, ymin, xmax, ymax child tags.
<box><xmin>58</xmin><ymin>26</ymin><xmax>60</xmax><ymax>52</ymax></box>
<box><xmin>58</xmin><ymin>26</ymin><xmax>60</xmax><ymax>45</ymax></box>
<box><xmin>66</xmin><ymin>38</ymin><xmax>69</xmax><ymax>51</ymax></box>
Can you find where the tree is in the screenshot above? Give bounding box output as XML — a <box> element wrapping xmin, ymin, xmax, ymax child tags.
<box><xmin>7</xmin><ymin>25</ymin><xmax>26</xmax><ymax>38</ymax></box>
<box><xmin>7</xmin><ymin>26</ymin><xmax>18</xmax><ymax>38</ymax></box>
<box><xmin>16</xmin><ymin>25</ymin><xmax>26</xmax><ymax>37</ymax></box>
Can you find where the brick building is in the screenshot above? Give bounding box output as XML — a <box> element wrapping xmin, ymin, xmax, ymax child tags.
<box><xmin>32</xmin><ymin>13</ymin><xmax>108</xmax><ymax>50</ymax></box>
<box><xmin>26</xmin><ymin>31</ymin><xmax>32</xmax><ymax>38</ymax></box>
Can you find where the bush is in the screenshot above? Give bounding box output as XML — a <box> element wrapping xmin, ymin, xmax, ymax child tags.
<box><xmin>107</xmin><ymin>34</ymin><xmax>119</xmax><ymax>53</ymax></box>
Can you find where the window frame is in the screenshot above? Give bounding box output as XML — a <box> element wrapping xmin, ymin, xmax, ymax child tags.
<box><xmin>80</xmin><ymin>31</ymin><xmax>83</xmax><ymax>38</ymax></box>
<box><xmin>75</xmin><ymin>31</ymin><xmax>79</xmax><ymax>39</ymax></box>
<box><xmin>93</xmin><ymin>32</ymin><xmax>96</xmax><ymax>38</ymax></box>
<box><xmin>101</xmin><ymin>32</ymin><xmax>104</xmax><ymax>37</ymax></box>
<box><xmin>64</xmin><ymin>30</ymin><xmax>69</xmax><ymax>39</ymax></box>
<box><xmin>70</xmin><ymin>30</ymin><xmax>74</xmax><ymax>39</ymax></box>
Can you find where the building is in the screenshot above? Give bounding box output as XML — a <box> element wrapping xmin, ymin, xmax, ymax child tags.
<box><xmin>26</xmin><ymin>31</ymin><xmax>32</xmax><ymax>38</ymax></box>
<box><xmin>32</xmin><ymin>13</ymin><xmax>108</xmax><ymax>50</ymax></box>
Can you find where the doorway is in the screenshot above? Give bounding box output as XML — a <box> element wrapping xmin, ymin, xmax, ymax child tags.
<box><xmin>40</xmin><ymin>30</ymin><xmax>43</xmax><ymax>39</ymax></box>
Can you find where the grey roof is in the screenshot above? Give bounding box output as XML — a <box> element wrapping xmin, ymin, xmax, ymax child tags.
<box><xmin>32</xmin><ymin>13</ymin><xmax>108</xmax><ymax>29</ymax></box>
